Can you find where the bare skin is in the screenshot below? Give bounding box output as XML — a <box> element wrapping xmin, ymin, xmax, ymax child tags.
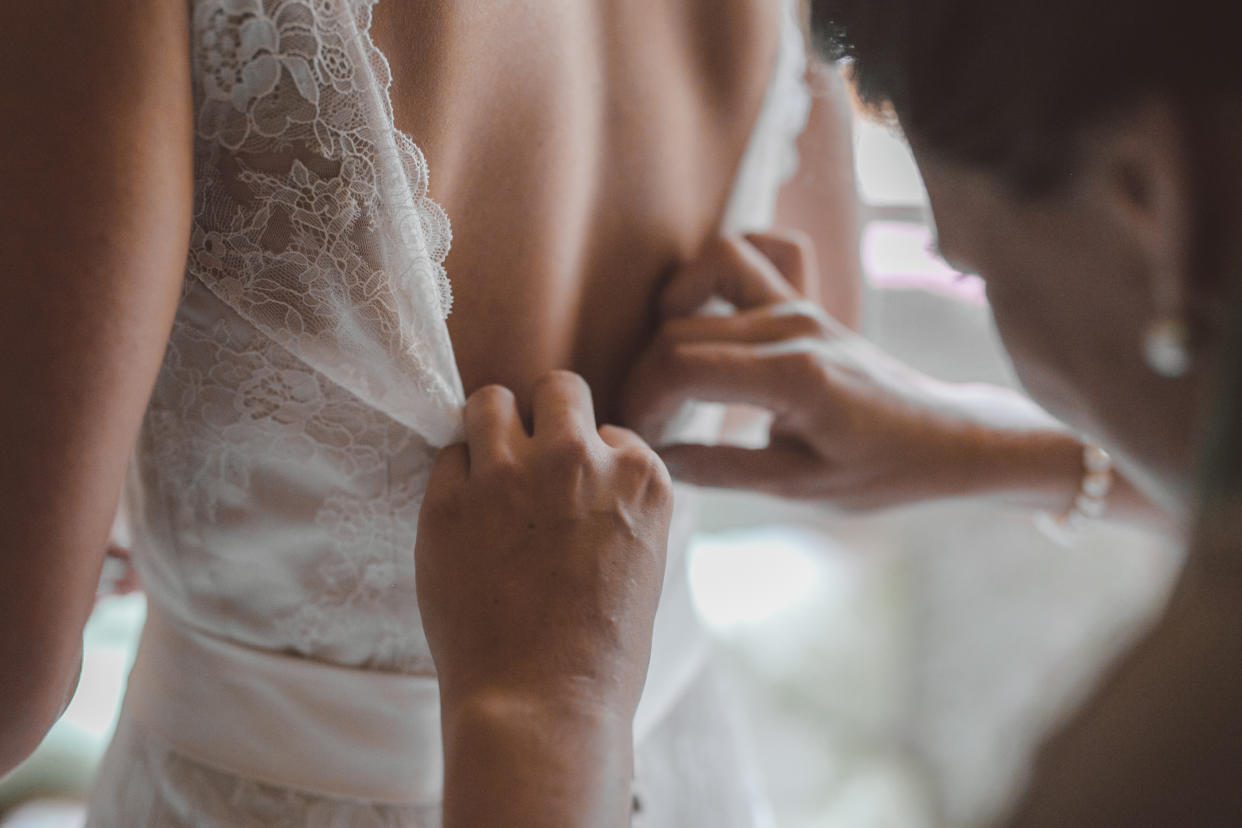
<box><xmin>369</xmin><ymin>0</ymin><xmax>860</xmax><ymax>417</ymax></box>
<box><xmin>913</xmin><ymin>98</ymin><xmax>1242</xmax><ymax>828</ymax></box>
<box><xmin>416</xmin><ymin>372</ymin><xmax>672</xmax><ymax>827</ymax></box>
<box><xmin>622</xmin><ymin>232</ymin><xmax>1165</xmax><ymax>526</ymax></box>
<box><xmin>611</xmin><ymin>98</ymin><xmax>1239</xmax><ymax>825</ymax></box>
<box><xmin>0</xmin><ymin>0</ymin><xmax>860</xmax><ymax>780</ymax></box>
<box><xmin>415</xmin><ymin>95</ymin><xmax>1234</xmax><ymax>820</ymax></box>
<box><xmin>0</xmin><ymin>0</ymin><xmax>193</xmax><ymax>771</ymax></box>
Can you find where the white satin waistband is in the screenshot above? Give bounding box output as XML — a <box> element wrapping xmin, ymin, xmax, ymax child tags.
<box><xmin>123</xmin><ymin>602</ymin><xmax>711</xmax><ymax>806</ymax></box>
<box><xmin>126</xmin><ymin>605</ymin><xmax>445</xmax><ymax>805</ymax></box>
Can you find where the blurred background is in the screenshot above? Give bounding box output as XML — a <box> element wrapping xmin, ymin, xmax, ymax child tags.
<box><xmin>0</xmin><ymin>104</ymin><xmax>1182</xmax><ymax>828</ymax></box>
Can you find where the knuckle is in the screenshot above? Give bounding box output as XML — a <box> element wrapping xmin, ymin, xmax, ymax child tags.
<box><xmin>781</xmin><ymin>308</ymin><xmax>827</xmax><ymax>339</ymax></box>
<box><xmin>544</xmin><ymin>435</ymin><xmax>593</xmax><ymax>469</ymax></box>
<box><xmin>534</xmin><ymin>369</ymin><xmax>588</xmax><ymax>393</ymax></box>
<box><xmin>777</xmin><ymin>347</ymin><xmax>824</xmax><ymax>380</ymax></box>
<box><xmin>609</xmin><ymin>424</ymin><xmax>642</xmax><ymax>442</ymax></box>
<box><xmin>596</xmin><ymin>423</ymin><xmax>626</xmax><ymax>443</ymax></box>
<box><xmin>486</xmin><ymin>455</ymin><xmax>523</xmax><ymax>485</ymax></box>
<box><xmin>645</xmin><ymin>463</ymin><xmax>675</xmax><ymax>504</ymax></box>
<box><xmin>615</xmin><ymin>446</ymin><xmax>653</xmax><ymax>475</ymax></box>
<box><xmin>465</xmin><ymin>384</ymin><xmax>515</xmax><ymax>417</ymax></box>
<box><xmin>617</xmin><ymin>446</ymin><xmax>671</xmax><ymax>489</ymax></box>
<box><xmin>530</xmin><ymin>372</ymin><xmax>559</xmax><ymax>397</ymax></box>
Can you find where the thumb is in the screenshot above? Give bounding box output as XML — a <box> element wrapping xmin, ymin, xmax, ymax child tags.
<box><xmin>658</xmin><ymin>443</ymin><xmax>819</xmax><ymax>497</ymax></box>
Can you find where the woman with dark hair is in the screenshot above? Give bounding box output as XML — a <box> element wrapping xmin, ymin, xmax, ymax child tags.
<box><xmin>415</xmin><ymin>1</ymin><xmax>1242</xmax><ymax>824</ymax></box>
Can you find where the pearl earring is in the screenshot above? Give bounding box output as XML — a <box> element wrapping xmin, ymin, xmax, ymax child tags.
<box><xmin>1143</xmin><ymin>316</ymin><xmax>1191</xmax><ymax>378</ymax></box>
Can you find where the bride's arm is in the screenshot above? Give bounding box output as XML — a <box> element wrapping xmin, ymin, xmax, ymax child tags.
<box><xmin>0</xmin><ymin>0</ymin><xmax>192</xmax><ymax>772</ymax></box>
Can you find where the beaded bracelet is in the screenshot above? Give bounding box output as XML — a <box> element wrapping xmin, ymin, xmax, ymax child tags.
<box><xmin>1034</xmin><ymin>444</ymin><xmax>1114</xmax><ymax>547</ymax></box>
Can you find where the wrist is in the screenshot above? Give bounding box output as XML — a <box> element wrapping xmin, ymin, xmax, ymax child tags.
<box><xmin>936</xmin><ymin>393</ymin><xmax>1171</xmax><ymax>529</ymax></box>
<box><xmin>441</xmin><ymin>687</ymin><xmax>635</xmax><ymax>828</ymax></box>
<box><xmin>917</xmin><ymin>381</ymin><xmax>1084</xmax><ymax>509</ymax></box>
<box><xmin>958</xmin><ymin>422</ymin><xmax>1086</xmax><ymax>511</ymax></box>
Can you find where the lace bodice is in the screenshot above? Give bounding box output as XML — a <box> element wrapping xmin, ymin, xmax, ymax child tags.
<box><xmin>130</xmin><ymin>0</ymin><xmax>810</xmax><ymax>684</ymax></box>
<box><xmin>189</xmin><ymin>0</ymin><xmax>461</xmax><ymax>446</ymax></box>
<box><xmin>129</xmin><ymin>0</ymin><xmax>465</xmax><ymax>672</ymax></box>
<box><xmin>91</xmin><ymin>0</ymin><xmax>811</xmax><ymax>824</ymax></box>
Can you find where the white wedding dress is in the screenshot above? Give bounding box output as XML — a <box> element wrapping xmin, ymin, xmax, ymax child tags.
<box><xmin>86</xmin><ymin>1</ymin><xmax>809</xmax><ymax>825</ymax></box>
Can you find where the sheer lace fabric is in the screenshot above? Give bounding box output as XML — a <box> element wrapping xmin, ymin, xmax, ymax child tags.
<box><xmin>189</xmin><ymin>0</ymin><xmax>462</xmax><ymax>448</ymax></box>
<box><xmin>86</xmin><ymin>0</ymin><xmax>809</xmax><ymax>824</ymax></box>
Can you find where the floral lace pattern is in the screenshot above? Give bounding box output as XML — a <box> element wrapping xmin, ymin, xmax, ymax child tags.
<box><xmin>88</xmin><ymin>0</ymin><xmax>809</xmax><ymax>823</ymax></box>
<box><xmin>129</xmin><ymin>0</ymin><xmax>462</xmax><ymax>679</ymax></box>
<box><xmin>282</xmin><ymin>480</ymin><xmax>428</xmax><ymax>670</ymax></box>
<box><xmin>139</xmin><ymin>288</ymin><xmax>435</xmax><ymax>673</ymax></box>
<box><xmin>145</xmin><ymin>315</ymin><xmax>405</xmax><ymax>521</ymax></box>
<box><xmin>189</xmin><ymin>0</ymin><xmax>462</xmax><ymax>448</ymax></box>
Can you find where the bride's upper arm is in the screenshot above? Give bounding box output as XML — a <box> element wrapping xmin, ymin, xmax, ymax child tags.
<box><xmin>0</xmin><ymin>0</ymin><xmax>193</xmax><ymax>770</ymax></box>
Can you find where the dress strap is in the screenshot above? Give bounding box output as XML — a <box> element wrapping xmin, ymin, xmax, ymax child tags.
<box><xmin>720</xmin><ymin>0</ymin><xmax>811</xmax><ymax>234</ymax></box>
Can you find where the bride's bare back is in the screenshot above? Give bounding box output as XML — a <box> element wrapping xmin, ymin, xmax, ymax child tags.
<box><xmin>1</xmin><ymin>2</ymin><xmax>848</xmax><ymax>797</ymax></box>
<box><xmin>370</xmin><ymin>1</ymin><xmax>780</xmax><ymax>417</ymax></box>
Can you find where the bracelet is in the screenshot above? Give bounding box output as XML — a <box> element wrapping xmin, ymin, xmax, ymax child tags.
<box><xmin>1034</xmin><ymin>443</ymin><xmax>1114</xmax><ymax>547</ymax></box>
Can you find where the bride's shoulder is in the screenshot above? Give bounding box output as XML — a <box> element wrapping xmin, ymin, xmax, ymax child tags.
<box><xmin>2</xmin><ymin>0</ymin><xmax>194</xmax><ymax>226</ymax></box>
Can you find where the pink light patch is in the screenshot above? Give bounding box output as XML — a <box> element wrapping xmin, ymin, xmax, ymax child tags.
<box><xmin>862</xmin><ymin>222</ymin><xmax>987</xmax><ymax>306</ymax></box>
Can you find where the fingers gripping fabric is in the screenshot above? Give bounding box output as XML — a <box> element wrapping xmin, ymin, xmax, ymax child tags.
<box><xmin>86</xmin><ymin>0</ymin><xmax>809</xmax><ymax>823</ymax></box>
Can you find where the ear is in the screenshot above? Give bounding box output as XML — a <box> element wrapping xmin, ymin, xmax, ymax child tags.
<box><xmin>1083</xmin><ymin>96</ymin><xmax>1195</xmax><ymax>319</ymax></box>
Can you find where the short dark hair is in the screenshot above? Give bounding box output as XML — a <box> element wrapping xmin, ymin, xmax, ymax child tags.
<box><xmin>810</xmin><ymin>0</ymin><xmax>1240</xmax><ymax>194</ymax></box>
